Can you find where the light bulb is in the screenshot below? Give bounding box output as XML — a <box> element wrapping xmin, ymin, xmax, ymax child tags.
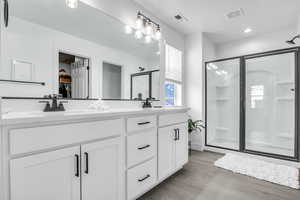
<box><xmin>145</xmin><ymin>21</ymin><xmax>153</xmax><ymax>35</ymax></box>
<box><xmin>145</xmin><ymin>35</ymin><xmax>152</xmax><ymax>43</ymax></box>
<box><xmin>136</xmin><ymin>15</ymin><xmax>143</xmax><ymax>30</ymax></box>
<box><xmin>135</xmin><ymin>30</ymin><xmax>143</xmax><ymax>39</ymax></box>
<box><xmin>66</xmin><ymin>0</ymin><xmax>78</xmax><ymax>8</ymax></box>
<box><xmin>125</xmin><ymin>25</ymin><xmax>133</xmax><ymax>34</ymax></box>
<box><xmin>155</xmin><ymin>28</ymin><xmax>162</xmax><ymax>40</ymax></box>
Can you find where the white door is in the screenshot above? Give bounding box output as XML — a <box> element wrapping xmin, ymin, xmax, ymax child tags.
<box><xmin>175</xmin><ymin>123</ymin><xmax>189</xmax><ymax>168</ymax></box>
<box><xmin>10</xmin><ymin>146</ymin><xmax>81</xmax><ymax>200</ymax></box>
<box><xmin>81</xmin><ymin>137</ymin><xmax>122</xmax><ymax>200</ymax></box>
<box><xmin>158</xmin><ymin>126</ymin><xmax>176</xmax><ymax>180</ymax></box>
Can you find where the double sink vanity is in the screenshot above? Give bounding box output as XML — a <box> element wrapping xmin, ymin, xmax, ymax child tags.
<box><xmin>0</xmin><ymin>0</ymin><xmax>188</xmax><ymax>199</ymax></box>
<box><xmin>0</xmin><ymin>98</ymin><xmax>189</xmax><ymax>200</ymax></box>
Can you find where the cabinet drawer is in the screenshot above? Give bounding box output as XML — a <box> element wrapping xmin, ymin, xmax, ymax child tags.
<box><xmin>127</xmin><ymin>130</ymin><xmax>156</xmax><ymax>167</ymax></box>
<box><xmin>127</xmin><ymin>115</ymin><xmax>156</xmax><ymax>133</ymax></box>
<box><xmin>159</xmin><ymin>112</ymin><xmax>188</xmax><ymax>127</ymax></box>
<box><xmin>9</xmin><ymin>119</ymin><xmax>123</xmax><ymax>155</ymax></box>
<box><xmin>127</xmin><ymin>158</ymin><xmax>157</xmax><ymax>200</ymax></box>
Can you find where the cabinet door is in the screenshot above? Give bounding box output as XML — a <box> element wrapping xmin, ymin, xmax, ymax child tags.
<box><xmin>10</xmin><ymin>146</ymin><xmax>81</xmax><ymax>200</ymax></box>
<box><xmin>158</xmin><ymin>126</ymin><xmax>176</xmax><ymax>180</ymax></box>
<box><xmin>81</xmin><ymin>137</ymin><xmax>123</xmax><ymax>200</ymax></box>
<box><xmin>175</xmin><ymin>123</ymin><xmax>189</xmax><ymax>168</ymax></box>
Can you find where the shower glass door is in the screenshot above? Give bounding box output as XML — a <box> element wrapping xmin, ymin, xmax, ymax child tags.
<box><xmin>206</xmin><ymin>58</ymin><xmax>240</xmax><ymax>150</ymax></box>
<box><xmin>244</xmin><ymin>51</ymin><xmax>296</xmax><ymax>157</ymax></box>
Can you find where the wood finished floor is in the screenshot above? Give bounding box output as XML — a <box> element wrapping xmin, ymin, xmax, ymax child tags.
<box><xmin>138</xmin><ymin>151</ymin><xmax>300</xmax><ymax>200</ymax></box>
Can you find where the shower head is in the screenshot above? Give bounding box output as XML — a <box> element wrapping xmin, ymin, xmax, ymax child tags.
<box><xmin>286</xmin><ymin>35</ymin><xmax>300</xmax><ymax>45</ymax></box>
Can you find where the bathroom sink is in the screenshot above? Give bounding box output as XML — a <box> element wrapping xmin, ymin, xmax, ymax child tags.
<box><xmin>2</xmin><ymin>111</ymin><xmax>45</xmax><ymax>119</ymax></box>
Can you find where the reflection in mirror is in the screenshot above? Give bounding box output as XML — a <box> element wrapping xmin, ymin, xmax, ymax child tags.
<box><xmin>58</xmin><ymin>52</ymin><xmax>89</xmax><ymax>99</ymax></box>
<box><xmin>1</xmin><ymin>0</ymin><xmax>160</xmax><ymax>100</ymax></box>
<box><xmin>130</xmin><ymin>70</ymin><xmax>160</xmax><ymax>100</ymax></box>
<box><xmin>102</xmin><ymin>62</ymin><xmax>122</xmax><ymax>99</ymax></box>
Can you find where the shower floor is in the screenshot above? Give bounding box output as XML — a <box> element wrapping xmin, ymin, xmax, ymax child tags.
<box><xmin>208</xmin><ymin>138</ymin><xmax>294</xmax><ymax>157</ymax></box>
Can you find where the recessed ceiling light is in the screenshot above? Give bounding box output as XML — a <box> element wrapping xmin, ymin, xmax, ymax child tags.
<box><xmin>244</xmin><ymin>28</ymin><xmax>252</xmax><ymax>33</ymax></box>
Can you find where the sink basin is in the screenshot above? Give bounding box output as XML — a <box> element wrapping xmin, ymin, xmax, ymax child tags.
<box><xmin>2</xmin><ymin>111</ymin><xmax>45</xmax><ymax>119</ymax></box>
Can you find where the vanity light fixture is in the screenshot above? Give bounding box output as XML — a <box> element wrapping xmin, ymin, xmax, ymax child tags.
<box><xmin>155</xmin><ymin>26</ymin><xmax>162</xmax><ymax>40</ymax></box>
<box><xmin>136</xmin><ymin>14</ymin><xmax>144</xmax><ymax>30</ymax></box>
<box><xmin>125</xmin><ymin>11</ymin><xmax>161</xmax><ymax>43</ymax></box>
<box><xmin>145</xmin><ymin>20</ymin><xmax>153</xmax><ymax>35</ymax></box>
<box><xmin>66</xmin><ymin>0</ymin><xmax>78</xmax><ymax>9</ymax></box>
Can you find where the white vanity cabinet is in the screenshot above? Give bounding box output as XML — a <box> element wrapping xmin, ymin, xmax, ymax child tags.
<box><xmin>10</xmin><ymin>138</ymin><xmax>122</xmax><ymax>200</ymax></box>
<box><xmin>0</xmin><ymin>107</ymin><xmax>189</xmax><ymax>200</ymax></box>
<box><xmin>158</xmin><ymin>113</ymin><xmax>189</xmax><ymax>181</ymax></box>
<box><xmin>10</xmin><ymin>146</ymin><xmax>81</xmax><ymax>200</ymax></box>
<box><xmin>5</xmin><ymin>118</ymin><xmax>124</xmax><ymax>200</ymax></box>
<box><xmin>81</xmin><ymin>138</ymin><xmax>122</xmax><ymax>200</ymax></box>
<box><xmin>126</xmin><ymin>115</ymin><xmax>157</xmax><ymax>200</ymax></box>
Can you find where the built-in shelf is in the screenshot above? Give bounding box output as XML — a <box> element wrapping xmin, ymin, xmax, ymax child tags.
<box><xmin>275</xmin><ymin>80</ymin><xmax>293</xmax><ymax>85</ymax></box>
<box><xmin>215</xmin><ymin>127</ymin><xmax>229</xmax><ymax>131</ymax></box>
<box><xmin>278</xmin><ymin>132</ymin><xmax>293</xmax><ymax>139</ymax></box>
<box><xmin>275</xmin><ymin>97</ymin><xmax>294</xmax><ymax>101</ymax></box>
<box><xmin>216</xmin><ymin>85</ymin><xmax>229</xmax><ymax>88</ymax></box>
<box><xmin>60</xmin><ymin>81</ymin><xmax>71</xmax><ymax>84</ymax></box>
<box><xmin>215</xmin><ymin>98</ymin><xmax>229</xmax><ymax>101</ymax></box>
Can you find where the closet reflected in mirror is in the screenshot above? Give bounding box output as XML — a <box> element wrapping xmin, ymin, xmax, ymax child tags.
<box><xmin>58</xmin><ymin>52</ymin><xmax>89</xmax><ymax>99</ymax></box>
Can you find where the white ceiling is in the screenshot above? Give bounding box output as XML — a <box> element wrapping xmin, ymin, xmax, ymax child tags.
<box><xmin>134</xmin><ymin>0</ymin><xmax>300</xmax><ymax>44</ymax></box>
<box><xmin>10</xmin><ymin>0</ymin><xmax>160</xmax><ymax>61</ymax></box>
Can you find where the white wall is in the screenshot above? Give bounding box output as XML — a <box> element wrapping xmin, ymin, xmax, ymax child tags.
<box><xmin>216</xmin><ymin>27</ymin><xmax>298</xmax><ymax>59</ymax></box>
<box><xmin>184</xmin><ymin>33</ymin><xmax>217</xmax><ymax>151</ymax></box>
<box><xmin>0</xmin><ymin>17</ymin><xmax>153</xmax><ymax>98</ymax></box>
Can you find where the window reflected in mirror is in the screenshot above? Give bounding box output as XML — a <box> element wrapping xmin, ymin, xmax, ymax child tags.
<box><xmin>130</xmin><ymin>70</ymin><xmax>160</xmax><ymax>100</ymax></box>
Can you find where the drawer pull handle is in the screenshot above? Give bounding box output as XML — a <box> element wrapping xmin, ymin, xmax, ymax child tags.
<box><xmin>138</xmin><ymin>174</ymin><xmax>151</xmax><ymax>182</ymax></box>
<box><xmin>75</xmin><ymin>154</ymin><xmax>80</xmax><ymax>177</ymax></box>
<box><xmin>138</xmin><ymin>144</ymin><xmax>151</xmax><ymax>150</ymax></box>
<box><xmin>137</xmin><ymin>122</ymin><xmax>150</xmax><ymax>125</ymax></box>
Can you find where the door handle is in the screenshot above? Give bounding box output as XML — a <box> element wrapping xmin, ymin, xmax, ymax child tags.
<box><xmin>84</xmin><ymin>152</ymin><xmax>89</xmax><ymax>174</ymax></box>
<box><xmin>174</xmin><ymin>129</ymin><xmax>177</xmax><ymax>141</ymax></box>
<box><xmin>138</xmin><ymin>174</ymin><xmax>150</xmax><ymax>182</ymax></box>
<box><xmin>3</xmin><ymin>0</ymin><xmax>9</xmax><ymax>27</ymax></box>
<box><xmin>177</xmin><ymin>128</ymin><xmax>180</xmax><ymax>141</ymax></box>
<box><xmin>75</xmin><ymin>154</ymin><xmax>80</xmax><ymax>177</ymax></box>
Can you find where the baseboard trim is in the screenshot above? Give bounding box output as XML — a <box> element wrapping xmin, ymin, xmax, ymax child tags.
<box><xmin>191</xmin><ymin>143</ymin><xmax>204</xmax><ymax>151</ymax></box>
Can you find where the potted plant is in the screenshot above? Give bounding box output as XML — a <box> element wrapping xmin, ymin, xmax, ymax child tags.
<box><xmin>188</xmin><ymin>118</ymin><xmax>205</xmax><ymax>153</ymax></box>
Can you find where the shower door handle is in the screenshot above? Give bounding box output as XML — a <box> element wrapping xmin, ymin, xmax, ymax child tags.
<box><xmin>3</xmin><ymin>0</ymin><xmax>9</xmax><ymax>27</ymax></box>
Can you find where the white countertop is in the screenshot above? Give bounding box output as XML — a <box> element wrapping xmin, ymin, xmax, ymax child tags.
<box><xmin>0</xmin><ymin>106</ymin><xmax>190</xmax><ymax>126</ymax></box>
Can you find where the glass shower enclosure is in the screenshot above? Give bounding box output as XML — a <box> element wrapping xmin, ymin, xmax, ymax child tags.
<box><xmin>205</xmin><ymin>47</ymin><xmax>299</xmax><ymax>161</ymax></box>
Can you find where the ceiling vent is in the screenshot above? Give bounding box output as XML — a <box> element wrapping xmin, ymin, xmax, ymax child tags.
<box><xmin>174</xmin><ymin>13</ymin><xmax>189</xmax><ymax>22</ymax></box>
<box><xmin>226</xmin><ymin>8</ymin><xmax>245</xmax><ymax>19</ymax></box>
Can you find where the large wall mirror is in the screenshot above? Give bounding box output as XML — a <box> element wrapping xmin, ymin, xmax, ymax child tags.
<box><xmin>0</xmin><ymin>0</ymin><xmax>161</xmax><ymax>100</ymax></box>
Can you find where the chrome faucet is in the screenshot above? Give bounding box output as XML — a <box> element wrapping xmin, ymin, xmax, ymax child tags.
<box><xmin>39</xmin><ymin>94</ymin><xmax>67</xmax><ymax>112</ymax></box>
